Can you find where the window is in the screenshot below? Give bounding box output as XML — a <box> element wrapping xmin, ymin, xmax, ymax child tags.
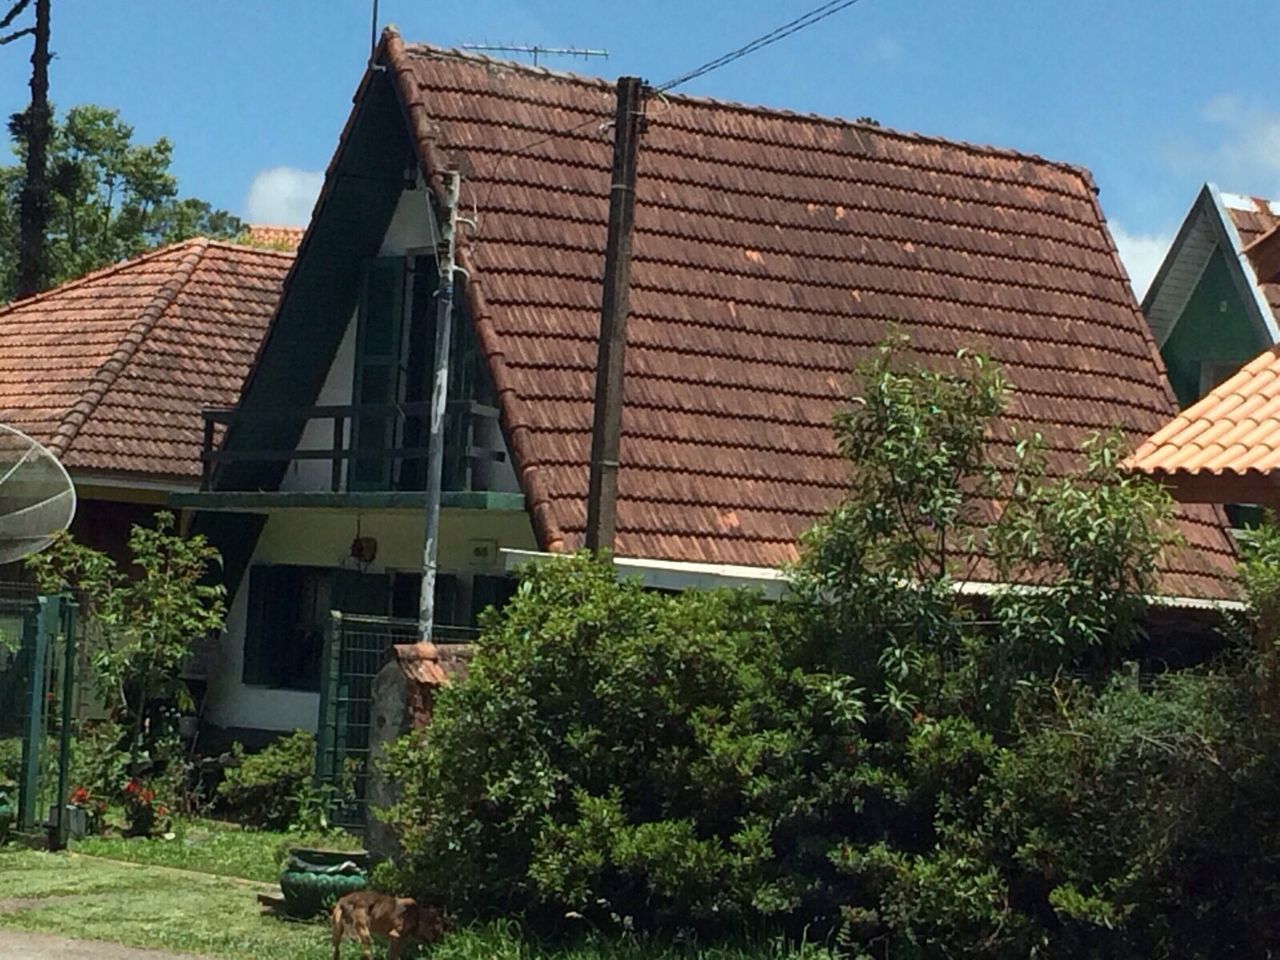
<box><xmin>242</xmin><ymin>566</ymin><xmax>389</xmax><ymax>691</ymax></box>
<box><xmin>1199</xmin><ymin>359</ymin><xmax>1244</xmax><ymax>399</ymax></box>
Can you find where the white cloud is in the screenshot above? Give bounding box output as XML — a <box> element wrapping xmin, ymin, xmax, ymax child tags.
<box><xmin>1194</xmin><ymin>94</ymin><xmax>1280</xmax><ymax>195</ymax></box>
<box><xmin>864</xmin><ymin>36</ymin><xmax>903</xmax><ymax>66</ymax></box>
<box><xmin>1111</xmin><ymin>223</ymin><xmax>1172</xmax><ymax>300</ymax></box>
<box><xmin>243</xmin><ymin>167</ymin><xmax>325</xmax><ymax>227</ymax></box>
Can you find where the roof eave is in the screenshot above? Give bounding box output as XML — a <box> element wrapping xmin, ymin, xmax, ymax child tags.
<box><xmin>380</xmin><ymin>28</ymin><xmax>567</xmax><ymax>554</ymax></box>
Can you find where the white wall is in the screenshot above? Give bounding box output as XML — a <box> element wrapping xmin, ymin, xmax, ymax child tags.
<box><xmin>205</xmin><ymin>179</ymin><xmax>536</xmax><ymax>733</ymax></box>
<box><xmin>204</xmin><ymin>506</ymin><xmax>537</xmax><ymax>733</ymax></box>
<box><xmin>280</xmin><ymin>320</ymin><xmax>356</xmax><ymax>493</ymax></box>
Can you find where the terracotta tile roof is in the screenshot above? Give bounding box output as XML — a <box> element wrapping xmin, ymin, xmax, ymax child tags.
<box><xmin>373</xmin><ymin>36</ymin><xmax>1238</xmax><ymax>598</ymax></box>
<box><xmin>243</xmin><ymin>225</ymin><xmax>305</xmax><ymax>251</ymax></box>
<box><xmin>1130</xmin><ymin>343</ymin><xmax>1280</xmax><ymax>477</ymax></box>
<box><xmin>0</xmin><ymin>238</ymin><xmax>292</xmax><ymax>482</ymax></box>
<box><xmin>1221</xmin><ymin>194</ymin><xmax>1280</xmax><ymax>321</ymax></box>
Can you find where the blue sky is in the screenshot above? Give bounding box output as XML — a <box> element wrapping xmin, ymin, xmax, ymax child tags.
<box><xmin>1</xmin><ymin>0</ymin><xmax>1277</xmax><ymax>296</ymax></box>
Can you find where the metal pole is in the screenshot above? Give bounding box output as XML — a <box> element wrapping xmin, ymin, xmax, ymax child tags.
<box><xmin>51</xmin><ymin>600</ymin><xmax>76</xmax><ymax>850</ymax></box>
<box><xmin>585</xmin><ymin>77</ymin><xmax>646</xmax><ymax>554</ymax></box>
<box><xmin>419</xmin><ymin>169</ymin><xmax>461</xmax><ymax>641</ymax></box>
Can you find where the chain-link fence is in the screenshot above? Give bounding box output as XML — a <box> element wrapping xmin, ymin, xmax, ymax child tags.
<box><xmin>315</xmin><ymin>612</ymin><xmax>475</xmax><ymax>827</ymax></box>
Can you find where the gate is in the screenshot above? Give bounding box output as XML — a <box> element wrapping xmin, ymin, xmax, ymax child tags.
<box><xmin>315</xmin><ymin>613</ymin><xmax>472</xmax><ymax>828</ymax></box>
<box><xmin>0</xmin><ymin>587</ymin><xmax>78</xmax><ymax>847</ymax></box>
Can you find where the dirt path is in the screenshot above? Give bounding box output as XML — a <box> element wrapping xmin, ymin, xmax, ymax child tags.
<box><xmin>0</xmin><ymin>929</ymin><xmax>212</xmax><ymax>958</ymax></box>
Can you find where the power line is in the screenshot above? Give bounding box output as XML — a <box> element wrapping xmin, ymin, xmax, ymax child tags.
<box><xmin>655</xmin><ymin>0</ymin><xmax>869</xmax><ymax>94</ymax></box>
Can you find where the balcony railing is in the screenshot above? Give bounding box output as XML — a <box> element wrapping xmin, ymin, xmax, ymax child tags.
<box><xmin>199</xmin><ymin>400</ymin><xmax>503</xmax><ymax>493</ymax></box>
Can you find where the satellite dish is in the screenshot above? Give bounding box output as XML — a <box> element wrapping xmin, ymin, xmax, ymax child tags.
<box><xmin>0</xmin><ymin>424</ymin><xmax>76</xmax><ymax>564</ymax></box>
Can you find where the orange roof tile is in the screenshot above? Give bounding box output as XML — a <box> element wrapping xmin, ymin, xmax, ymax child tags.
<box><xmin>1130</xmin><ymin>343</ymin><xmax>1280</xmax><ymax>479</ymax></box>
<box><xmin>0</xmin><ymin>238</ymin><xmax>291</xmax><ymax>483</ymax></box>
<box><xmin>243</xmin><ymin>225</ymin><xmax>305</xmax><ymax>251</ymax></box>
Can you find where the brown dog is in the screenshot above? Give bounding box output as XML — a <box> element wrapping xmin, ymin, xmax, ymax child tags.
<box><xmin>330</xmin><ymin>889</ymin><xmax>449</xmax><ymax>959</ymax></box>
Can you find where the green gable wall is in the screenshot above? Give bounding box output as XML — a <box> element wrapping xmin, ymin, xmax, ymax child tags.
<box><xmin>1161</xmin><ymin>247</ymin><xmax>1266</xmax><ymax>408</ymax></box>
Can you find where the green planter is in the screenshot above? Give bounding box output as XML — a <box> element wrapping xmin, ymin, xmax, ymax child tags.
<box><xmin>279</xmin><ymin>847</ymin><xmax>369</xmax><ymax>919</ymax></box>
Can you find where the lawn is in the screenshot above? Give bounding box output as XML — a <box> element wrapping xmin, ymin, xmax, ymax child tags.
<box><xmin>72</xmin><ymin>816</ymin><xmax>363</xmax><ymax>883</ymax></box>
<box><xmin>0</xmin><ymin>848</ymin><xmax>336</xmax><ymax>958</ymax></box>
<box><xmin>0</xmin><ymin>842</ymin><xmax>834</xmax><ymax>960</ymax></box>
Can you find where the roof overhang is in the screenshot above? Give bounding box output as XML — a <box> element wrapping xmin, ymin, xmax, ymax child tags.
<box><xmin>501</xmin><ymin>550</ymin><xmax>1242</xmax><ymax>611</ymax></box>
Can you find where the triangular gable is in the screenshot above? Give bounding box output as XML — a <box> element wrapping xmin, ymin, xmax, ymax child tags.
<box><xmin>1144</xmin><ymin>184</ymin><xmax>1280</xmax><ymax>349</ymax></box>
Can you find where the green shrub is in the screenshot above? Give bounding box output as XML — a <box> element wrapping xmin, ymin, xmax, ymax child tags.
<box><xmin>216</xmin><ymin>730</ymin><xmax>317</xmax><ymax>830</ymax></box>
<box><xmin>0</xmin><ymin>737</ymin><xmax>20</xmax><ymax>788</ymax></box>
<box><xmin>382</xmin><ymin>554</ymin><xmax>866</xmax><ymax>932</ymax></box>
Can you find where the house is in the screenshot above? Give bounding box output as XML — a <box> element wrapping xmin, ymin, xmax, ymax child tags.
<box><xmin>0</xmin><ymin>236</ymin><xmax>292</xmax><ymax>566</ymax></box>
<box><xmin>1142</xmin><ymin>185</ymin><xmax>1280</xmax><ymax>409</ymax></box>
<box><xmin>182</xmin><ymin>29</ymin><xmax>1239</xmax><ymax>738</ymax></box>
<box><xmin>1129</xmin><ymin>342</ymin><xmax>1280</xmax><ymax>510</ymax></box>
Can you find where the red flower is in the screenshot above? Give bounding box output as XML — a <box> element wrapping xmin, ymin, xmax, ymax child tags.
<box><xmin>69</xmin><ymin>786</ymin><xmax>90</xmax><ymax>805</ymax></box>
<box><xmin>140</xmin><ymin>788</ymin><xmax>154</xmax><ymax>804</ymax></box>
<box><xmin>156</xmin><ymin>804</ymin><xmax>168</xmax><ymax>817</ymax></box>
<box><xmin>123</xmin><ymin>779</ymin><xmax>140</xmax><ymax>796</ymax></box>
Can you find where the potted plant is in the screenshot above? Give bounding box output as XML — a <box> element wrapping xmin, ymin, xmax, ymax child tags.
<box><xmin>279</xmin><ymin>847</ymin><xmax>370</xmax><ymax>918</ymax></box>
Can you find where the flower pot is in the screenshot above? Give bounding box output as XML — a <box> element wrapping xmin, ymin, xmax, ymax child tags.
<box><xmin>278</xmin><ymin>848</ymin><xmax>370</xmax><ymax>919</ymax></box>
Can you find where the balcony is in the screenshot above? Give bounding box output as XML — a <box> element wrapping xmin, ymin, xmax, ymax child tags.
<box><xmin>175</xmin><ymin>400</ymin><xmax>525</xmax><ymax>513</ymax></box>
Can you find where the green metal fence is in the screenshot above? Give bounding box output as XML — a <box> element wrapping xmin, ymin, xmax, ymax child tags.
<box><xmin>315</xmin><ymin>613</ymin><xmax>473</xmax><ymax>828</ymax></box>
<box><xmin>0</xmin><ymin>586</ymin><xmax>78</xmax><ymax>848</ymax></box>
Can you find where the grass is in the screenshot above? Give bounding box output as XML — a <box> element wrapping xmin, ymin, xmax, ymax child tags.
<box><xmin>0</xmin><ymin>840</ymin><xmax>833</xmax><ymax>960</ymax></box>
<box><xmin>72</xmin><ymin>816</ymin><xmax>363</xmax><ymax>883</ymax></box>
<box><xmin>0</xmin><ymin>848</ymin><xmax>338</xmax><ymax>958</ymax></box>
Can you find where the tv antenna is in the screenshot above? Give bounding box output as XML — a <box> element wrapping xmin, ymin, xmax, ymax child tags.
<box><xmin>0</xmin><ymin>423</ymin><xmax>75</xmax><ymax>564</ymax></box>
<box><xmin>461</xmin><ymin>43</ymin><xmax>608</xmax><ymax>67</ymax></box>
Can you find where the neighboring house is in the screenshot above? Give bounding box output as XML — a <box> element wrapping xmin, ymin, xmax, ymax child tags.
<box><xmin>181</xmin><ymin>30</ymin><xmax>1238</xmax><ymax>737</ymax></box>
<box><xmin>1142</xmin><ymin>184</ymin><xmax>1280</xmax><ymax>409</ymax></box>
<box><xmin>1129</xmin><ymin>342</ymin><xmax>1280</xmax><ymax>511</ymax></box>
<box><xmin>0</xmin><ymin>237</ymin><xmax>292</xmax><ymax>565</ymax></box>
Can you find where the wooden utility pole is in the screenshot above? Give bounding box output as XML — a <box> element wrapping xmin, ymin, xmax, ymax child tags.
<box><xmin>419</xmin><ymin>168</ymin><xmax>461</xmax><ymax>642</ymax></box>
<box><xmin>15</xmin><ymin>0</ymin><xmax>48</xmax><ymax>299</ymax></box>
<box><xmin>585</xmin><ymin>76</ymin><xmax>645</xmax><ymax>554</ymax></box>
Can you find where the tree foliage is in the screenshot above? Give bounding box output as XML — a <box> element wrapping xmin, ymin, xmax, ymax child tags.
<box><xmin>383</xmin><ymin>557</ymin><xmax>865</xmax><ymax>930</ymax></box>
<box><xmin>0</xmin><ymin>104</ymin><xmax>242</xmax><ymax>298</ymax></box>
<box><xmin>27</xmin><ymin>511</ymin><xmax>225</xmax><ymax>775</ymax></box>
<box><xmin>380</xmin><ymin>339</ymin><xmax>1280</xmax><ymax>958</ymax></box>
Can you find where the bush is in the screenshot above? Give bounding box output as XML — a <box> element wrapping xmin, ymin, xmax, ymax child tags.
<box><xmin>0</xmin><ymin>737</ymin><xmax>20</xmax><ymax>789</ymax></box>
<box><xmin>216</xmin><ymin>730</ymin><xmax>317</xmax><ymax>830</ymax></box>
<box><xmin>382</xmin><ymin>555</ymin><xmax>866</xmax><ymax>932</ymax></box>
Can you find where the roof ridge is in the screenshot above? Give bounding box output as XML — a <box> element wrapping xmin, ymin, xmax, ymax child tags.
<box><xmin>398</xmin><ymin>36</ymin><xmax>1095</xmax><ymax>184</ymax></box>
<box><xmin>0</xmin><ymin>237</ymin><xmax>207</xmax><ymax>320</ymax></box>
<box><xmin>49</xmin><ymin>238</ymin><xmax>211</xmax><ymax>458</ymax></box>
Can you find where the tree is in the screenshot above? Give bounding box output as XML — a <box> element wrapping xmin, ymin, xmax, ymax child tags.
<box><xmin>27</xmin><ymin>512</ymin><xmax>226</xmax><ymax>810</ymax></box>
<box><xmin>0</xmin><ymin>0</ymin><xmax>51</xmax><ymax>299</ymax></box>
<box><xmin>380</xmin><ymin>338</ymin><xmax>1193</xmax><ymax>952</ymax></box>
<box><xmin>0</xmin><ymin>104</ymin><xmax>244</xmax><ymax>299</ymax></box>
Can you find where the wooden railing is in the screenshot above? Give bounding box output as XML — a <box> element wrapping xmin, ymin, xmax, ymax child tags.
<box><xmin>199</xmin><ymin>400</ymin><xmax>503</xmax><ymax>492</ymax></box>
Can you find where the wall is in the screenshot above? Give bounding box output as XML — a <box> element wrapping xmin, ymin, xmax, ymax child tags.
<box><xmin>203</xmin><ymin>505</ymin><xmax>536</xmax><ymax>733</ymax></box>
<box><xmin>1161</xmin><ymin>248</ymin><xmax>1267</xmax><ymax>407</ymax></box>
<box><xmin>280</xmin><ymin>321</ymin><xmax>356</xmax><ymax>492</ymax></box>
